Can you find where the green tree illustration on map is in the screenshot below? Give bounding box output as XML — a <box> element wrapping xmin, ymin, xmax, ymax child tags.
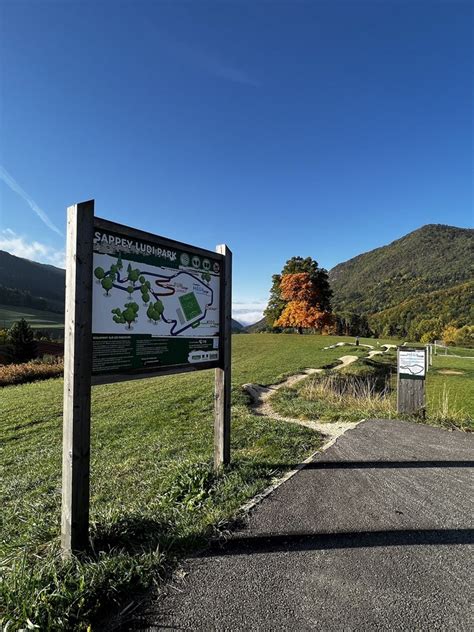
<box><xmin>147</xmin><ymin>300</ymin><xmax>164</xmax><ymax>323</ymax></box>
<box><xmin>112</xmin><ymin>302</ymin><xmax>139</xmax><ymax>329</ymax></box>
<box><xmin>95</xmin><ymin>257</ymin><xmax>151</xmax><ymax>327</ymax></box>
<box><xmin>111</xmin><ymin>307</ymin><xmax>126</xmax><ymax>325</ymax></box>
<box><xmin>140</xmin><ymin>279</ymin><xmax>151</xmax><ymax>304</ymax></box>
<box><xmin>127</xmin><ymin>263</ymin><xmax>140</xmax><ymax>285</ymax></box>
<box><xmin>101</xmin><ymin>277</ymin><xmax>113</xmax><ymax>295</ymax></box>
<box><xmin>94</xmin><ymin>258</ymin><xmax>128</xmax><ymax>296</ymax></box>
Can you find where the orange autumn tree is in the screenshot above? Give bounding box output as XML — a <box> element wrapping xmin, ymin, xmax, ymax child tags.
<box><xmin>275</xmin><ymin>272</ymin><xmax>334</xmax><ymax>334</ymax></box>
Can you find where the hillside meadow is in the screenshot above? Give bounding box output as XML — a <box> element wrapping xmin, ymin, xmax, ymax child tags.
<box><xmin>1</xmin><ymin>333</ymin><xmax>472</xmax><ymax>630</ymax></box>
<box><xmin>0</xmin><ymin>304</ymin><xmax>64</xmax><ymax>330</ymax></box>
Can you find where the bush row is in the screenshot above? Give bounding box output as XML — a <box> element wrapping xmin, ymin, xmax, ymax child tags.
<box><xmin>0</xmin><ymin>357</ymin><xmax>64</xmax><ymax>387</ymax></box>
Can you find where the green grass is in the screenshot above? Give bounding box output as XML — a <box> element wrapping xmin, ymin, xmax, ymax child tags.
<box><xmin>426</xmin><ymin>355</ymin><xmax>474</xmax><ymax>423</ymax></box>
<box><xmin>231</xmin><ymin>334</ymin><xmax>395</xmax><ymax>383</ymax></box>
<box><xmin>0</xmin><ymin>304</ymin><xmax>64</xmax><ymax>330</ymax></box>
<box><xmin>4</xmin><ymin>333</ymin><xmax>367</xmax><ymax>630</ymax></box>
<box><xmin>4</xmin><ymin>333</ymin><xmax>471</xmax><ymax>630</ymax></box>
<box><xmin>272</xmin><ymin>346</ymin><xmax>473</xmax><ymax>431</ymax></box>
<box><xmin>433</xmin><ymin>345</ymin><xmax>474</xmax><ymax>358</ymax></box>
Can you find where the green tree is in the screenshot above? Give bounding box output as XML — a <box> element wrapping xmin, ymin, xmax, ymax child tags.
<box><xmin>127</xmin><ymin>266</ymin><xmax>140</xmax><ymax>284</ymax></box>
<box><xmin>147</xmin><ymin>300</ymin><xmax>164</xmax><ymax>323</ymax></box>
<box><xmin>7</xmin><ymin>319</ymin><xmax>37</xmax><ymax>362</ymax></box>
<box><xmin>101</xmin><ymin>277</ymin><xmax>113</xmax><ymax>295</ymax></box>
<box><xmin>111</xmin><ymin>308</ymin><xmax>126</xmax><ymax>324</ymax></box>
<box><xmin>453</xmin><ymin>325</ymin><xmax>474</xmax><ymax>348</ymax></box>
<box><xmin>264</xmin><ymin>256</ymin><xmax>332</xmax><ymax>327</ymax></box>
<box><xmin>94</xmin><ymin>266</ymin><xmax>105</xmax><ymax>280</ymax></box>
<box><xmin>122</xmin><ymin>307</ymin><xmax>136</xmax><ymax>328</ymax></box>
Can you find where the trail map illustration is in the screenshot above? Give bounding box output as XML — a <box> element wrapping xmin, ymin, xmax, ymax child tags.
<box><xmin>398</xmin><ymin>349</ymin><xmax>426</xmax><ymax>378</ymax></box>
<box><xmin>91</xmin><ymin>225</ymin><xmax>222</xmax><ymax>377</ymax></box>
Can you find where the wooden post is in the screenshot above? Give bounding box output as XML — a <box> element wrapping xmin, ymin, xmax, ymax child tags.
<box><xmin>214</xmin><ymin>244</ymin><xmax>232</xmax><ymax>469</ymax></box>
<box><xmin>61</xmin><ymin>200</ymin><xmax>94</xmax><ymax>556</ymax></box>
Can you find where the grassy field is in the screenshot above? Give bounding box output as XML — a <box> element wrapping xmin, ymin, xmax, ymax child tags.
<box><xmin>271</xmin><ymin>343</ymin><xmax>473</xmax><ymax>431</ymax></box>
<box><xmin>427</xmin><ymin>354</ymin><xmax>474</xmax><ymax>422</ymax></box>
<box><xmin>0</xmin><ymin>304</ymin><xmax>64</xmax><ymax>330</ymax></box>
<box><xmin>432</xmin><ymin>345</ymin><xmax>474</xmax><ymax>358</ymax></box>
<box><xmin>1</xmin><ymin>333</ymin><xmax>471</xmax><ymax>630</ymax></box>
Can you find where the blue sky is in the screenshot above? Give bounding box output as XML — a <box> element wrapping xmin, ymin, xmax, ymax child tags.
<box><xmin>0</xmin><ymin>0</ymin><xmax>472</xmax><ymax>324</ymax></box>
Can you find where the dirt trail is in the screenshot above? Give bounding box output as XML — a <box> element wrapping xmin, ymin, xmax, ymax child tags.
<box><xmin>243</xmin><ymin>354</ymin><xmax>361</xmax><ymax>443</ymax></box>
<box><xmin>334</xmin><ymin>354</ymin><xmax>359</xmax><ymax>368</ymax></box>
<box><xmin>368</xmin><ymin>350</ymin><xmax>384</xmax><ymax>358</ymax></box>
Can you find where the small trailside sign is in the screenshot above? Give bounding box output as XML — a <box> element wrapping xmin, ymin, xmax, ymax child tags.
<box><xmin>398</xmin><ymin>348</ymin><xmax>426</xmax><ymax>379</ymax></box>
<box><xmin>91</xmin><ymin>218</ymin><xmax>223</xmax><ymax>382</ymax></box>
<box><xmin>397</xmin><ymin>347</ymin><xmax>426</xmax><ymax>417</ymax></box>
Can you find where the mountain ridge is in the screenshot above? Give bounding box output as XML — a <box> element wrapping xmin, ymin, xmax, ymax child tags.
<box><xmin>328</xmin><ymin>224</ymin><xmax>472</xmax><ymax>318</ymax></box>
<box><xmin>244</xmin><ymin>224</ymin><xmax>473</xmax><ymax>335</ymax></box>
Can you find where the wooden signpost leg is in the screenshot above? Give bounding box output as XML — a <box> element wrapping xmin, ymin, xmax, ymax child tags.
<box><xmin>61</xmin><ymin>200</ymin><xmax>94</xmax><ymax>556</ymax></box>
<box><xmin>214</xmin><ymin>244</ymin><xmax>232</xmax><ymax>469</ymax></box>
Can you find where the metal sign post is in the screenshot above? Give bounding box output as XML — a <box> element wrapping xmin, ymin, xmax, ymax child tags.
<box><xmin>61</xmin><ymin>200</ymin><xmax>232</xmax><ymax>555</ymax></box>
<box><xmin>397</xmin><ymin>347</ymin><xmax>426</xmax><ymax>417</ymax></box>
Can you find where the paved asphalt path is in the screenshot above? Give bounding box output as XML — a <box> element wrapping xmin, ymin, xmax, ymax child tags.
<box><xmin>130</xmin><ymin>419</ymin><xmax>473</xmax><ymax>631</ymax></box>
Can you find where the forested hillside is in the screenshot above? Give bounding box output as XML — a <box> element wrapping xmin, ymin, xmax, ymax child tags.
<box><xmin>329</xmin><ymin>224</ymin><xmax>473</xmax><ymax>339</ymax></box>
<box><xmin>368</xmin><ymin>280</ymin><xmax>473</xmax><ymax>340</ymax></box>
<box><xmin>0</xmin><ymin>250</ymin><xmax>65</xmax><ymax>312</ymax></box>
<box><xmin>329</xmin><ymin>225</ymin><xmax>472</xmax><ymax>313</ymax></box>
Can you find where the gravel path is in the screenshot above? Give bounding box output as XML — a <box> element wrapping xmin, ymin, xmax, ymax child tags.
<box><xmin>242</xmin><ymin>354</ymin><xmax>361</xmax><ymax>441</ymax></box>
<box><xmin>242</xmin><ymin>368</ymin><xmax>359</xmax><ymax>447</ymax></box>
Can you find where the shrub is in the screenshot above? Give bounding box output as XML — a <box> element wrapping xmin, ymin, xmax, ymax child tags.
<box><xmin>454</xmin><ymin>325</ymin><xmax>474</xmax><ymax>348</ymax></box>
<box><xmin>0</xmin><ymin>359</ymin><xmax>64</xmax><ymax>387</ymax></box>
<box><xmin>441</xmin><ymin>324</ymin><xmax>458</xmax><ymax>346</ymax></box>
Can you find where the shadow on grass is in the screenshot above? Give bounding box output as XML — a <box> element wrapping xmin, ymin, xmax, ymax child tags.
<box><xmin>90</xmin><ymin>515</ymin><xmax>211</xmax><ymax>557</ymax></box>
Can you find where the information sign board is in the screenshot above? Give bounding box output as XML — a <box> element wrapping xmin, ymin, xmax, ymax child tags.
<box><xmin>91</xmin><ymin>218</ymin><xmax>223</xmax><ymax>381</ymax></box>
<box><xmin>398</xmin><ymin>348</ymin><xmax>426</xmax><ymax>379</ymax></box>
<box><xmin>61</xmin><ymin>201</ymin><xmax>232</xmax><ymax>556</ymax></box>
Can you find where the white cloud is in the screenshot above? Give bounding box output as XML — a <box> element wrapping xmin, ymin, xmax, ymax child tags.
<box><xmin>232</xmin><ymin>300</ymin><xmax>267</xmax><ymax>325</ymax></box>
<box><xmin>161</xmin><ymin>34</ymin><xmax>260</xmax><ymax>87</ymax></box>
<box><xmin>0</xmin><ymin>165</ymin><xmax>63</xmax><ymax>236</ymax></box>
<box><xmin>0</xmin><ymin>229</ymin><xmax>65</xmax><ymax>268</ymax></box>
